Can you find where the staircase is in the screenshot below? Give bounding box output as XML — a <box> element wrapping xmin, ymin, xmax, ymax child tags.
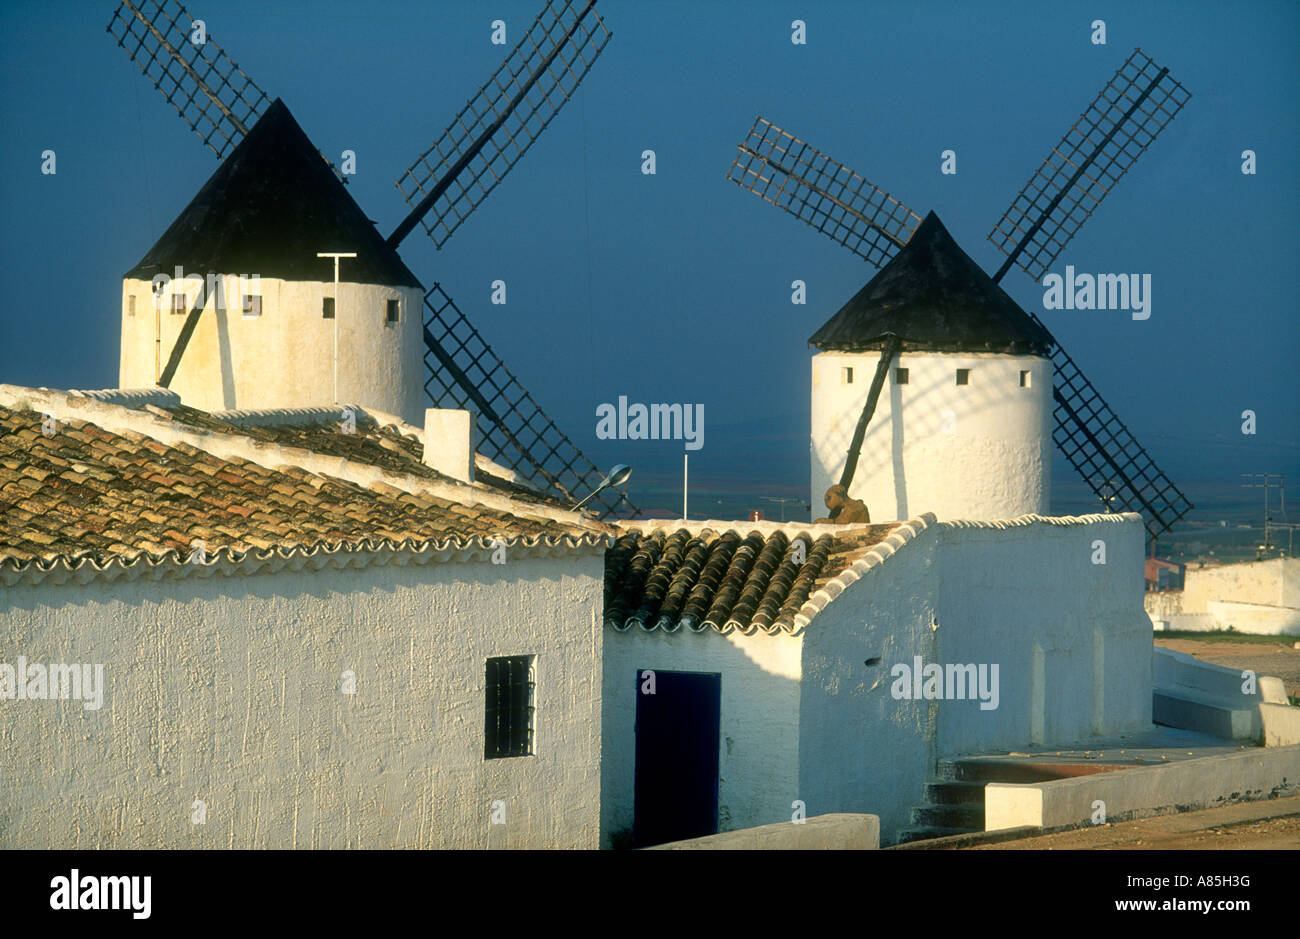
<box><xmin>897</xmin><ymin>758</ymin><xmax>1107</xmax><ymax>844</ymax></box>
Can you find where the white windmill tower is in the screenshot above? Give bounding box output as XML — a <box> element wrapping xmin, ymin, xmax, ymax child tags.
<box><xmin>119</xmin><ymin>100</ymin><xmax>426</xmax><ymax>420</ymax></box>
<box><xmin>108</xmin><ymin>0</ymin><xmax>637</xmax><ymax>517</ymax></box>
<box><xmin>808</xmin><ymin>211</ymin><xmax>1055</xmax><ymax>522</ymax></box>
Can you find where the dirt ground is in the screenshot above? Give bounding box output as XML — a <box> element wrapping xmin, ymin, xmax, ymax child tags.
<box><xmin>1155</xmin><ymin>636</ymin><xmax>1300</xmax><ymax>700</ymax></box>
<box><xmin>969</xmin><ymin>793</ymin><xmax>1300</xmax><ymax>850</ymax></box>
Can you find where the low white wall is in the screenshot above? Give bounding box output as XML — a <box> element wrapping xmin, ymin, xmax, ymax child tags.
<box><xmin>647</xmin><ymin>813</ymin><xmax>879</xmax><ymax>850</ymax></box>
<box><xmin>800</xmin><ymin>514</ymin><xmax>1150</xmax><ymax>844</ymax></box>
<box><xmin>599</xmin><ymin>628</ymin><xmax>802</xmax><ymax>849</ymax></box>
<box><xmin>1181</xmin><ymin>558</ymin><xmax>1300</xmax><ymax>614</ymax></box>
<box><xmin>986</xmin><ymin>745</ymin><xmax>1300</xmax><ymax>831</ymax></box>
<box><xmin>1206</xmin><ymin>601</ymin><xmax>1300</xmax><ymax>636</ymax></box>
<box><xmin>1</xmin><ymin>552</ymin><xmax>604</xmax><ymax>848</ymax></box>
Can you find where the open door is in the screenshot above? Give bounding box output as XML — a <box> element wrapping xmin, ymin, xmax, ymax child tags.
<box><xmin>633</xmin><ymin>670</ymin><xmax>722</xmax><ymax>847</ymax></box>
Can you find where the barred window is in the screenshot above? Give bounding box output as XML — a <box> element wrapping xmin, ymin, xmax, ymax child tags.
<box><xmin>485</xmin><ymin>655</ymin><xmax>535</xmax><ymax>759</ymax></box>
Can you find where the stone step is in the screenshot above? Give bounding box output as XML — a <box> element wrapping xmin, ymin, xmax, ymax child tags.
<box><xmin>911</xmin><ymin>802</ymin><xmax>984</xmax><ymax>830</ymax></box>
<box><xmin>1153</xmin><ymin>690</ymin><xmax>1260</xmax><ymax>742</ymax></box>
<box><xmin>937</xmin><ymin>760</ymin><xmax>1070</xmax><ymax>783</ymax></box>
<box><xmin>895</xmin><ymin>825</ymin><xmax>973</xmax><ymax>844</ymax></box>
<box><xmin>923</xmin><ymin>780</ymin><xmax>986</xmax><ymax>805</ymax></box>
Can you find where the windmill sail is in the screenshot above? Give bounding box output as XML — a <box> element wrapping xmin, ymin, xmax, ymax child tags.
<box><xmin>727</xmin><ymin>117</ymin><xmax>922</xmax><ymax>270</ymax></box>
<box><xmin>390</xmin><ymin>0</ymin><xmax>612</xmax><ymax>249</ymax></box>
<box><xmin>1027</xmin><ymin>312</ymin><xmax>1193</xmax><ymax>539</ymax></box>
<box><xmin>107</xmin><ymin>0</ymin><xmax>270</xmax><ymax>160</ymax></box>
<box><xmin>423</xmin><ymin>285</ymin><xmax>635</xmax><ymax>518</ymax></box>
<box><xmin>988</xmin><ymin>48</ymin><xmax>1191</xmax><ymax>283</ymax></box>
<box><xmin>984</xmin><ymin>47</ymin><xmax>1194</xmax><ymax>536</ymax></box>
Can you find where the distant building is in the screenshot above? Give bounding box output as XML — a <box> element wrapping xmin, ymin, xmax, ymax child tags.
<box><xmin>1146</xmin><ymin>556</ymin><xmax>1300</xmax><ymax>635</ymax></box>
<box><xmin>1145</xmin><ymin>557</ymin><xmax>1184</xmax><ymax>591</ymax></box>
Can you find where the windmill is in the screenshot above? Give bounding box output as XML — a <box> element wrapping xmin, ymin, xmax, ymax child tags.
<box><xmin>726</xmin><ymin>48</ymin><xmax>1193</xmax><ymax>539</ymax></box>
<box><xmin>106</xmin><ymin>0</ymin><xmax>636</xmax><ymax>518</ymax></box>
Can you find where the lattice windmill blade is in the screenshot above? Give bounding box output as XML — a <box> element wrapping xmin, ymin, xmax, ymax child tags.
<box><xmin>988</xmin><ymin>48</ymin><xmax>1191</xmax><ymax>283</ymax></box>
<box><xmin>388</xmin><ymin>0</ymin><xmax>612</xmax><ymax>250</ymax></box>
<box><xmin>107</xmin><ymin>0</ymin><xmax>271</xmax><ymax>161</ymax></box>
<box><xmin>726</xmin><ymin>117</ymin><xmax>923</xmax><ymax>270</ymax></box>
<box><xmin>423</xmin><ymin>285</ymin><xmax>638</xmax><ymax>519</ymax></box>
<box><xmin>1025</xmin><ymin>310</ymin><xmax>1193</xmax><ymax>538</ymax></box>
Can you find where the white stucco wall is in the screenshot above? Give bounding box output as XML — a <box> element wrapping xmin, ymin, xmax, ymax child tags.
<box><xmin>599</xmin><ymin>628</ymin><xmax>802</xmax><ymax>848</ymax></box>
<box><xmin>810</xmin><ymin>351</ymin><xmax>1052</xmax><ymax>521</ymax></box>
<box><xmin>1181</xmin><ymin>558</ymin><xmax>1300</xmax><ymax>614</ymax></box>
<box><xmin>799</xmin><ymin>514</ymin><xmax>1151</xmax><ymax>844</ymax></box>
<box><xmin>0</xmin><ymin>550</ymin><xmax>603</xmax><ymax>848</ymax></box>
<box><xmin>119</xmin><ymin>276</ymin><xmax>425</xmax><ymax>423</ymax></box>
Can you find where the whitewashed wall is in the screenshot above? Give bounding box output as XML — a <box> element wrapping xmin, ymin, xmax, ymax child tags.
<box><xmin>1182</xmin><ymin>558</ymin><xmax>1300</xmax><ymax>613</ymax></box>
<box><xmin>599</xmin><ymin>628</ymin><xmax>802</xmax><ymax>848</ymax></box>
<box><xmin>800</xmin><ymin>514</ymin><xmax>1150</xmax><ymax>844</ymax></box>
<box><xmin>119</xmin><ymin>277</ymin><xmax>425</xmax><ymax>423</ymax></box>
<box><xmin>810</xmin><ymin>351</ymin><xmax>1052</xmax><ymax>521</ymax></box>
<box><xmin>1</xmin><ymin>551</ymin><xmax>604</xmax><ymax>848</ymax></box>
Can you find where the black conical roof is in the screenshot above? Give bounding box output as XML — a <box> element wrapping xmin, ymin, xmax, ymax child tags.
<box><xmin>808</xmin><ymin>211</ymin><xmax>1052</xmax><ymax>353</ymax></box>
<box><xmin>126</xmin><ymin>99</ymin><xmax>421</xmax><ymax>289</ymax></box>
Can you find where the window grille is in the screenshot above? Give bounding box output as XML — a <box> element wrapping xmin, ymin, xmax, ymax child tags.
<box><xmin>485</xmin><ymin>655</ymin><xmax>535</xmax><ymax>759</ymax></box>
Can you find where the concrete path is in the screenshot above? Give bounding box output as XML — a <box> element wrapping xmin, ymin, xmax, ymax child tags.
<box><xmin>1156</xmin><ymin>637</ymin><xmax>1300</xmax><ymax>699</ymax></box>
<box><xmin>968</xmin><ymin>793</ymin><xmax>1300</xmax><ymax>850</ymax></box>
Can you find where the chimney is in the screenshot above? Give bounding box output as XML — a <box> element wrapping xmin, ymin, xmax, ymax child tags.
<box><xmin>423</xmin><ymin>408</ymin><xmax>476</xmax><ymax>483</ymax></box>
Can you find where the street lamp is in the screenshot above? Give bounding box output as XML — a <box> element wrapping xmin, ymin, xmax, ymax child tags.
<box><xmin>573</xmin><ymin>464</ymin><xmax>632</xmax><ymax>512</ymax></box>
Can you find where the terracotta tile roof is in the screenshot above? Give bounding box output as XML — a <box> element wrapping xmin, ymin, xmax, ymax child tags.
<box><xmin>155</xmin><ymin>403</ymin><xmax>565</xmax><ymax>507</ymax></box>
<box><xmin>0</xmin><ymin>404</ymin><xmax>607</xmax><ymax>572</ymax></box>
<box><xmin>604</xmin><ymin>524</ymin><xmax>900</xmax><ymax>634</ymax></box>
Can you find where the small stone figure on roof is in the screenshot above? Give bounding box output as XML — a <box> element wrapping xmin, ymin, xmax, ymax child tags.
<box><xmin>814</xmin><ymin>484</ymin><xmax>870</xmax><ymax>524</ymax></box>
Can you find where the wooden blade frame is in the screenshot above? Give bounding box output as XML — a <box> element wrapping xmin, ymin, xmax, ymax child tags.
<box><xmin>726</xmin><ymin>117</ymin><xmax>922</xmax><ymax>270</ymax></box>
<box><xmin>989</xmin><ymin>48</ymin><xmax>1191</xmax><ymax>283</ymax></box>
<box><xmin>422</xmin><ymin>284</ymin><xmax>639</xmax><ymax>519</ymax></box>
<box><xmin>390</xmin><ymin>0</ymin><xmax>611</xmax><ymax>250</ymax></box>
<box><xmin>1029</xmin><ymin>310</ymin><xmax>1193</xmax><ymax>538</ymax></box>
<box><xmin>107</xmin><ymin>0</ymin><xmax>270</xmax><ymax>160</ymax></box>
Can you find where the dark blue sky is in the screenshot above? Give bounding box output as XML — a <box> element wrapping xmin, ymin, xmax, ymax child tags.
<box><xmin>1</xmin><ymin>0</ymin><xmax>1296</xmax><ymax>520</ymax></box>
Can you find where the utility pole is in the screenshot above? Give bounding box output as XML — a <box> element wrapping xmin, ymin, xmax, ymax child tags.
<box><xmin>1240</xmin><ymin>473</ymin><xmax>1287</xmax><ymax>558</ymax></box>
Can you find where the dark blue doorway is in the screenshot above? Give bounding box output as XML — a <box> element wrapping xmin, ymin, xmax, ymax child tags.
<box><xmin>633</xmin><ymin>670</ymin><xmax>721</xmax><ymax>847</ymax></box>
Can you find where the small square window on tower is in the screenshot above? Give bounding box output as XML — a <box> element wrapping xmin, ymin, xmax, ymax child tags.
<box><xmin>242</xmin><ymin>294</ymin><xmax>262</xmax><ymax>318</ymax></box>
<box><xmin>842</xmin><ymin>366</ymin><xmax>854</xmax><ymax>384</ymax></box>
<box><xmin>955</xmin><ymin>368</ymin><xmax>970</xmax><ymax>386</ymax></box>
<box><xmin>128</xmin><ymin>295</ymin><xmax>136</xmax><ymax>317</ymax></box>
<box><xmin>1019</xmin><ymin>370</ymin><xmax>1031</xmax><ymax>388</ymax></box>
<box><xmin>171</xmin><ymin>293</ymin><xmax>188</xmax><ymax>315</ymax></box>
<box><xmin>322</xmin><ymin>297</ymin><xmax>335</xmax><ymax>319</ymax></box>
<box><xmin>485</xmin><ymin>655</ymin><xmax>535</xmax><ymax>759</ymax></box>
<box><xmin>386</xmin><ymin>299</ymin><xmax>400</xmax><ymax>323</ymax></box>
<box><xmin>894</xmin><ymin>367</ymin><xmax>909</xmax><ymax>385</ymax></box>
